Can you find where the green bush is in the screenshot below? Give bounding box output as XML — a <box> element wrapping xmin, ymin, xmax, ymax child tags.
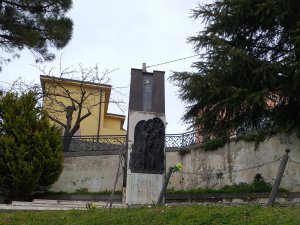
<box><xmin>167</xmin><ymin>174</ymin><xmax>287</xmax><ymax>194</ymax></box>
<box><xmin>237</xmin><ymin>129</ymin><xmax>278</xmax><ymax>150</ymax></box>
<box><xmin>0</xmin><ymin>92</ymin><xmax>63</xmax><ymax>201</ymax></box>
<box><xmin>202</xmin><ymin>137</ymin><xmax>228</xmax><ymax>151</ymax></box>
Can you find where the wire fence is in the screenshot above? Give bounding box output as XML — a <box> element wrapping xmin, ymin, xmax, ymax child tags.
<box><xmin>176</xmin><ymin>158</ymin><xmax>282</xmax><ymax>176</ymax></box>
<box><xmin>168</xmin><ymin>156</ymin><xmax>300</xmax><ymax>177</ymax></box>
<box><xmin>288</xmin><ymin>158</ymin><xmax>300</xmax><ymax>166</ymax></box>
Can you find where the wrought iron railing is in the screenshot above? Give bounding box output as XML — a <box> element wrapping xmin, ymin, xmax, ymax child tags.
<box><xmin>64</xmin><ymin>130</ymin><xmax>202</xmax><ymax>152</ymax></box>
<box><xmin>64</xmin><ymin>135</ymin><xmax>127</xmax><ymax>152</ymax></box>
<box><xmin>165</xmin><ymin>130</ymin><xmax>201</xmax><ymax>148</ymax></box>
<box><xmin>63</xmin><ymin>126</ymin><xmax>273</xmax><ymax>152</ymax></box>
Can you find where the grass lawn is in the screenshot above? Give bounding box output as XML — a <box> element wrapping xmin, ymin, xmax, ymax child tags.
<box><xmin>1</xmin><ymin>204</ymin><xmax>300</xmax><ymax>225</ymax></box>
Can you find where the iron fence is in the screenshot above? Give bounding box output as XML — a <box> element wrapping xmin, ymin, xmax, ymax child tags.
<box><xmin>64</xmin><ymin>130</ymin><xmax>202</xmax><ymax>152</ymax></box>
<box><xmin>63</xmin><ymin>126</ymin><xmax>273</xmax><ymax>152</ymax></box>
<box><xmin>165</xmin><ymin>130</ymin><xmax>201</xmax><ymax>148</ymax></box>
<box><xmin>64</xmin><ymin>135</ymin><xmax>127</xmax><ymax>152</ymax></box>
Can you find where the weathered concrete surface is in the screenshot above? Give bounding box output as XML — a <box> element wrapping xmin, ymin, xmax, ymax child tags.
<box><xmin>50</xmin><ymin>153</ymin><xmax>123</xmax><ymax>193</ymax></box>
<box><xmin>50</xmin><ymin>134</ymin><xmax>300</xmax><ymax>194</ymax></box>
<box><xmin>126</xmin><ymin>173</ymin><xmax>163</xmax><ymax>204</ymax></box>
<box><xmin>125</xmin><ymin>111</ymin><xmax>166</xmax><ymax>204</ymax></box>
<box><xmin>168</xmin><ymin>134</ymin><xmax>300</xmax><ymax>192</ymax></box>
<box><xmin>0</xmin><ymin>200</ymin><xmax>126</xmax><ymax>211</ymax></box>
<box><xmin>37</xmin><ymin>194</ymin><xmax>121</xmax><ymax>202</ymax></box>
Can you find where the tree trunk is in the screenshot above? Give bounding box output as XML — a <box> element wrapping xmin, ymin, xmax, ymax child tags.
<box><xmin>62</xmin><ymin>135</ymin><xmax>72</xmax><ymax>152</ymax></box>
<box><xmin>62</xmin><ymin>106</ymin><xmax>76</xmax><ymax>152</ymax></box>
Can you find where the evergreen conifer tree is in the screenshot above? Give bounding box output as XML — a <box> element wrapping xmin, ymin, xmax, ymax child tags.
<box><xmin>0</xmin><ymin>0</ymin><xmax>73</xmax><ymax>70</ymax></box>
<box><xmin>171</xmin><ymin>0</ymin><xmax>300</xmax><ymax>140</ymax></box>
<box><xmin>0</xmin><ymin>91</ymin><xmax>63</xmax><ymax>200</ymax></box>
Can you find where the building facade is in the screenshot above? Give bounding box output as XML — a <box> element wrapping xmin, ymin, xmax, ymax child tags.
<box><xmin>40</xmin><ymin>75</ymin><xmax>126</xmax><ymax>137</ymax></box>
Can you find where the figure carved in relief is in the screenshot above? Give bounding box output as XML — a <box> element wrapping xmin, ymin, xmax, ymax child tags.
<box><xmin>129</xmin><ymin>117</ymin><xmax>165</xmax><ymax>174</ymax></box>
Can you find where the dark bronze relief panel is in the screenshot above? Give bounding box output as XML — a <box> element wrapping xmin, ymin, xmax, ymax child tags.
<box><xmin>129</xmin><ymin>117</ymin><xmax>165</xmax><ymax>174</ymax></box>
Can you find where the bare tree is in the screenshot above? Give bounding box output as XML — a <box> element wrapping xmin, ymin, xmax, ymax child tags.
<box><xmin>7</xmin><ymin>63</ymin><xmax>126</xmax><ymax>152</ymax></box>
<box><xmin>40</xmin><ymin>64</ymin><xmax>126</xmax><ymax>151</ymax></box>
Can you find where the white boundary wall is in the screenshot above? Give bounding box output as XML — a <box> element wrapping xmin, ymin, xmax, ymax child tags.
<box><xmin>51</xmin><ymin>134</ymin><xmax>300</xmax><ymax>193</ymax></box>
<box><xmin>50</xmin><ymin>153</ymin><xmax>123</xmax><ymax>192</ymax></box>
<box><xmin>167</xmin><ymin>134</ymin><xmax>300</xmax><ymax>192</ymax></box>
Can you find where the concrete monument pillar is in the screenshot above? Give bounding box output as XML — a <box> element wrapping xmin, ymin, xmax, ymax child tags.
<box><xmin>125</xmin><ymin>67</ymin><xmax>165</xmax><ymax>204</ymax></box>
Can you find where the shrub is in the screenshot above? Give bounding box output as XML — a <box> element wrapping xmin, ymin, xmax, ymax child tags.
<box><xmin>202</xmin><ymin>137</ymin><xmax>228</xmax><ymax>151</ymax></box>
<box><xmin>167</xmin><ymin>174</ymin><xmax>287</xmax><ymax>194</ymax></box>
<box><xmin>0</xmin><ymin>92</ymin><xmax>63</xmax><ymax>201</ymax></box>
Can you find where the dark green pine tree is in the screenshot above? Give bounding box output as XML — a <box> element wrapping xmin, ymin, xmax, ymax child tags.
<box><xmin>0</xmin><ymin>91</ymin><xmax>63</xmax><ymax>201</ymax></box>
<box><xmin>0</xmin><ymin>0</ymin><xmax>73</xmax><ymax>70</ymax></box>
<box><xmin>171</xmin><ymin>0</ymin><xmax>300</xmax><ymax>140</ymax></box>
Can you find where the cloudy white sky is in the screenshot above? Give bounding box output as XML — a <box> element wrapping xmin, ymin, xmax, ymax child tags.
<box><xmin>0</xmin><ymin>0</ymin><xmax>205</xmax><ymax>134</ymax></box>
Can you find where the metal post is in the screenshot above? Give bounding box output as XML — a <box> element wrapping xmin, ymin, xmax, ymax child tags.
<box><xmin>92</xmin><ymin>136</ymin><xmax>94</xmax><ymax>151</ymax></box>
<box><xmin>157</xmin><ymin>168</ymin><xmax>173</xmax><ymax>204</ymax></box>
<box><xmin>142</xmin><ymin>63</ymin><xmax>147</xmax><ymax>72</ymax></box>
<box><xmin>268</xmin><ymin>149</ymin><xmax>290</xmax><ymax>205</ymax></box>
<box><xmin>96</xmin><ymin>90</ymin><xmax>103</xmax><ymax>142</ymax></box>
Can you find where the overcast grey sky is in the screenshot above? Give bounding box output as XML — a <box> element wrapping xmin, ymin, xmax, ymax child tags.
<box><xmin>0</xmin><ymin>0</ymin><xmax>204</xmax><ymax>133</ymax></box>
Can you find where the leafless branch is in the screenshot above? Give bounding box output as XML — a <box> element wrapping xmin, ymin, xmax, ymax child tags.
<box><xmin>47</xmin><ymin>114</ymin><xmax>66</xmax><ymax>128</ymax></box>
<box><xmin>6</xmin><ymin>61</ymin><xmax>126</xmax><ymax>151</ymax></box>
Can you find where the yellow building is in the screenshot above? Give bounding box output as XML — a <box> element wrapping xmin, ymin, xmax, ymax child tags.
<box><xmin>40</xmin><ymin>75</ymin><xmax>126</xmax><ymax>136</ymax></box>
